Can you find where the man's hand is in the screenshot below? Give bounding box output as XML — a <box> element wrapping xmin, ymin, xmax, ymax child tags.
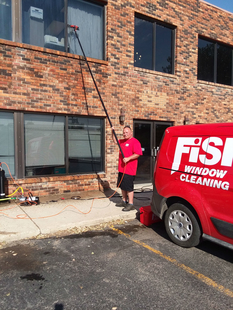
<box><xmin>123</xmin><ymin>157</ymin><xmax>130</xmax><ymax>163</ymax></box>
<box><xmin>123</xmin><ymin>154</ymin><xmax>140</xmax><ymax>163</ymax></box>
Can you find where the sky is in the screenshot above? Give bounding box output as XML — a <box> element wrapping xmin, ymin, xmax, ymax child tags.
<box><xmin>204</xmin><ymin>0</ymin><xmax>233</xmax><ymax>13</ymax></box>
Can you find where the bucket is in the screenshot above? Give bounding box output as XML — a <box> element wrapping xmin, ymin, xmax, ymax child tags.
<box><xmin>139</xmin><ymin>205</ymin><xmax>161</xmax><ymax>226</ymax></box>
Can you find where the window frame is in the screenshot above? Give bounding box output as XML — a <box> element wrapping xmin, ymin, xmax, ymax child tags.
<box><xmin>6</xmin><ymin>111</ymin><xmax>105</xmax><ymax>178</ymax></box>
<box><xmin>134</xmin><ymin>13</ymin><xmax>176</xmax><ymax>74</ymax></box>
<box><xmin>67</xmin><ymin>115</ymin><xmax>105</xmax><ymax>174</ymax></box>
<box><xmin>0</xmin><ymin>111</ymin><xmax>15</xmax><ymax>177</ymax></box>
<box><xmin>198</xmin><ymin>35</ymin><xmax>233</xmax><ymax>86</ymax></box>
<box><xmin>7</xmin><ymin>0</ymin><xmax>106</xmax><ymax>60</ymax></box>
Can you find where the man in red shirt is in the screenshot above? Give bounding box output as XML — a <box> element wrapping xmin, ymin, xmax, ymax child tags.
<box><xmin>112</xmin><ymin>126</ymin><xmax>142</xmax><ymax>211</ymax></box>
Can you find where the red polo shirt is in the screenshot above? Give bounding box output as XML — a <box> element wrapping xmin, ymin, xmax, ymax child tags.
<box><xmin>118</xmin><ymin>137</ymin><xmax>142</xmax><ymax>176</ymax></box>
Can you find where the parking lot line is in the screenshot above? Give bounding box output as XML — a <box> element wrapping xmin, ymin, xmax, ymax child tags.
<box><xmin>111</xmin><ymin>226</ymin><xmax>233</xmax><ymax>298</ymax></box>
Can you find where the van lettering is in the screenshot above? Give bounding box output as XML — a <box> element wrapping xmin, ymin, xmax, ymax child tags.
<box><xmin>172</xmin><ymin>137</ymin><xmax>233</xmax><ymax>174</ymax></box>
<box><xmin>184</xmin><ymin>165</ymin><xmax>193</xmax><ymax>173</ymax></box>
<box><xmin>184</xmin><ymin>166</ymin><xmax>227</xmax><ymax>178</ymax></box>
<box><xmin>190</xmin><ymin>176</ymin><xmax>196</xmax><ymax>183</ymax></box>
<box><xmin>195</xmin><ymin>167</ymin><xmax>203</xmax><ymax>174</ymax></box>
<box><xmin>221</xmin><ymin>138</ymin><xmax>233</xmax><ymax>167</ymax></box>
<box><xmin>216</xmin><ymin>170</ymin><xmax>227</xmax><ymax>178</ymax></box>
<box><xmin>202</xmin><ymin>178</ymin><xmax>211</xmax><ymax>186</ymax></box>
<box><xmin>209</xmin><ymin>169</ymin><xmax>216</xmax><ymax>177</ymax></box>
<box><xmin>199</xmin><ymin>137</ymin><xmax>222</xmax><ymax>165</ymax></box>
<box><xmin>202</xmin><ymin>168</ymin><xmax>209</xmax><ymax>176</ymax></box>
<box><xmin>171</xmin><ymin>137</ymin><xmax>202</xmax><ymax>174</ymax></box>
<box><xmin>180</xmin><ymin>174</ymin><xmax>229</xmax><ymax>190</ymax></box>
<box><xmin>222</xmin><ymin>182</ymin><xmax>230</xmax><ymax>190</ymax></box>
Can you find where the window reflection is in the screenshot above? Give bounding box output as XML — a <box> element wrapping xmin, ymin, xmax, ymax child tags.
<box><xmin>217</xmin><ymin>44</ymin><xmax>232</xmax><ymax>85</ymax></box>
<box><xmin>198</xmin><ymin>37</ymin><xmax>233</xmax><ymax>86</ymax></box>
<box><xmin>68</xmin><ymin>117</ymin><xmax>104</xmax><ymax>173</ymax></box>
<box><xmin>198</xmin><ymin>38</ymin><xmax>214</xmax><ymax>82</ymax></box>
<box><xmin>134</xmin><ymin>16</ymin><xmax>174</xmax><ymax>74</ymax></box>
<box><xmin>0</xmin><ymin>0</ymin><xmax>12</xmax><ymax>40</ymax></box>
<box><xmin>22</xmin><ymin>0</ymin><xmax>65</xmax><ymax>51</ymax></box>
<box><xmin>0</xmin><ymin>112</ymin><xmax>14</xmax><ymax>177</ymax></box>
<box><xmin>134</xmin><ymin>18</ymin><xmax>153</xmax><ymax>70</ymax></box>
<box><xmin>24</xmin><ymin>114</ymin><xmax>104</xmax><ymax>176</ymax></box>
<box><xmin>68</xmin><ymin>0</ymin><xmax>104</xmax><ymax>59</ymax></box>
<box><xmin>24</xmin><ymin>114</ymin><xmax>65</xmax><ymax>176</ymax></box>
<box><xmin>156</xmin><ymin>24</ymin><xmax>172</xmax><ymax>73</ymax></box>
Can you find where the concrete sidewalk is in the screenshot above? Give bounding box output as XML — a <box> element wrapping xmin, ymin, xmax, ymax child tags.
<box><xmin>0</xmin><ymin>184</ymin><xmax>153</xmax><ymax>247</ymax></box>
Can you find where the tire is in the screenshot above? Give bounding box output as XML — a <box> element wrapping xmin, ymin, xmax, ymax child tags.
<box><xmin>164</xmin><ymin>203</ymin><xmax>201</xmax><ymax>248</ymax></box>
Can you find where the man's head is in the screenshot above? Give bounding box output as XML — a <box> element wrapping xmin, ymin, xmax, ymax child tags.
<box><xmin>123</xmin><ymin>126</ymin><xmax>133</xmax><ymax>140</ymax></box>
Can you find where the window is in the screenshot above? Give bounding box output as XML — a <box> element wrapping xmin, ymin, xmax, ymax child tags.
<box><xmin>22</xmin><ymin>0</ymin><xmax>65</xmax><ymax>51</ymax></box>
<box><xmin>0</xmin><ymin>0</ymin><xmax>105</xmax><ymax>59</ymax></box>
<box><xmin>68</xmin><ymin>117</ymin><xmax>104</xmax><ymax>173</ymax></box>
<box><xmin>22</xmin><ymin>113</ymin><xmax>104</xmax><ymax>177</ymax></box>
<box><xmin>198</xmin><ymin>36</ymin><xmax>233</xmax><ymax>86</ymax></box>
<box><xmin>198</xmin><ymin>38</ymin><xmax>214</xmax><ymax>82</ymax></box>
<box><xmin>0</xmin><ymin>112</ymin><xmax>14</xmax><ymax>177</ymax></box>
<box><xmin>134</xmin><ymin>15</ymin><xmax>175</xmax><ymax>74</ymax></box>
<box><xmin>0</xmin><ymin>0</ymin><xmax>12</xmax><ymax>40</ymax></box>
<box><xmin>68</xmin><ymin>0</ymin><xmax>104</xmax><ymax>59</ymax></box>
<box><xmin>24</xmin><ymin>114</ymin><xmax>65</xmax><ymax>176</ymax></box>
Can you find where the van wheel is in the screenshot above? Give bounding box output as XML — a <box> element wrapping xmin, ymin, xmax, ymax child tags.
<box><xmin>164</xmin><ymin>203</ymin><xmax>201</xmax><ymax>248</ymax></box>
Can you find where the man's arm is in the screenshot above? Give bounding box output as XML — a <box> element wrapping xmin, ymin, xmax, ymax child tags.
<box><xmin>123</xmin><ymin>153</ymin><xmax>140</xmax><ymax>163</ymax></box>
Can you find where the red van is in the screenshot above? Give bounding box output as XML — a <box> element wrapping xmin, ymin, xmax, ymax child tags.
<box><xmin>151</xmin><ymin>123</ymin><xmax>233</xmax><ymax>249</ymax></box>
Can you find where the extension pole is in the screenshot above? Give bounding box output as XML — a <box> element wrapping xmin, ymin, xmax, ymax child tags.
<box><xmin>68</xmin><ymin>25</ymin><xmax>125</xmax><ymax>158</ymax></box>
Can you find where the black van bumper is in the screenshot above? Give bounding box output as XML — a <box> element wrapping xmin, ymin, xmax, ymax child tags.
<box><xmin>150</xmin><ymin>184</ymin><xmax>168</xmax><ymax>220</ymax></box>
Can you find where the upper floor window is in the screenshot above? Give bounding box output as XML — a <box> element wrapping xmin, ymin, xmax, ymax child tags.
<box><xmin>68</xmin><ymin>0</ymin><xmax>104</xmax><ymax>59</ymax></box>
<box><xmin>198</xmin><ymin>36</ymin><xmax>233</xmax><ymax>86</ymax></box>
<box><xmin>0</xmin><ymin>0</ymin><xmax>105</xmax><ymax>60</ymax></box>
<box><xmin>134</xmin><ymin>15</ymin><xmax>175</xmax><ymax>74</ymax></box>
<box><xmin>0</xmin><ymin>0</ymin><xmax>12</xmax><ymax>40</ymax></box>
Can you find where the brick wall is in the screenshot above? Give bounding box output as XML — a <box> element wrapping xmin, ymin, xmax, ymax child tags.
<box><xmin>1</xmin><ymin>0</ymin><xmax>233</xmax><ymax>196</ymax></box>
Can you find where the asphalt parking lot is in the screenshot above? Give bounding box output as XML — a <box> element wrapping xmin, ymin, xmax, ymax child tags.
<box><xmin>0</xmin><ymin>219</ymin><xmax>233</xmax><ymax>310</ymax></box>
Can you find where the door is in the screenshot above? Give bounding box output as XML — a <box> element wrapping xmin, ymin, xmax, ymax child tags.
<box><xmin>134</xmin><ymin>120</ymin><xmax>172</xmax><ymax>183</ymax></box>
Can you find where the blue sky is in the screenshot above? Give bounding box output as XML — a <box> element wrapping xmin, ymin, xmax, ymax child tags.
<box><xmin>205</xmin><ymin>0</ymin><xmax>233</xmax><ymax>13</ymax></box>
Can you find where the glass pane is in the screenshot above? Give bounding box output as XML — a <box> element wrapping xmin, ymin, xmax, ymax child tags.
<box><xmin>0</xmin><ymin>0</ymin><xmax>12</xmax><ymax>40</ymax></box>
<box><xmin>134</xmin><ymin>17</ymin><xmax>153</xmax><ymax>70</ymax></box>
<box><xmin>217</xmin><ymin>44</ymin><xmax>232</xmax><ymax>86</ymax></box>
<box><xmin>0</xmin><ymin>112</ymin><xmax>14</xmax><ymax>177</ymax></box>
<box><xmin>68</xmin><ymin>117</ymin><xmax>104</xmax><ymax>173</ymax></box>
<box><xmin>198</xmin><ymin>38</ymin><xmax>214</xmax><ymax>82</ymax></box>
<box><xmin>134</xmin><ymin>122</ymin><xmax>152</xmax><ymax>182</ymax></box>
<box><xmin>156</xmin><ymin>24</ymin><xmax>173</xmax><ymax>74</ymax></box>
<box><xmin>22</xmin><ymin>0</ymin><xmax>65</xmax><ymax>51</ymax></box>
<box><xmin>68</xmin><ymin>0</ymin><xmax>104</xmax><ymax>59</ymax></box>
<box><xmin>24</xmin><ymin>114</ymin><xmax>65</xmax><ymax>176</ymax></box>
<box><xmin>155</xmin><ymin>123</ymin><xmax>171</xmax><ymax>149</ymax></box>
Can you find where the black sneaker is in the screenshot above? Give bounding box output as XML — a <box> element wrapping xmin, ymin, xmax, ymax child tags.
<box><xmin>122</xmin><ymin>204</ymin><xmax>135</xmax><ymax>211</ymax></box>
<box><xmin>115</xmin><ymin>201</ymin><xmax>127</xmax><ymax>207</ymax></box>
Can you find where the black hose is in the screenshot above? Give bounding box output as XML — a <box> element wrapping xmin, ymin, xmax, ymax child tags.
<box><xmin>69</xmin><ymin>26</ymin><xmax>125</xmax><ymax>158</ymax></box>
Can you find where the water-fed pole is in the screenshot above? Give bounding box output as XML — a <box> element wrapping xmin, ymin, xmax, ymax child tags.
<box><xmin>68</xmin><ymin>25</ymin><xmax>125</xmax><ymax>158</ymax></box>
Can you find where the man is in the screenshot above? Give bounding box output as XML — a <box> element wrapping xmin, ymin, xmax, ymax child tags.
<box><xmin>112</xmin><ymin>126</ymin><xmax>142</xmax><ymax>211</ymax></box>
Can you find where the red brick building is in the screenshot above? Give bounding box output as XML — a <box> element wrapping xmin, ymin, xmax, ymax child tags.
<box><xmin>0</xmin><ymin>0</ymin><xmax>233</xmax><ymax>196</ymax></box>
